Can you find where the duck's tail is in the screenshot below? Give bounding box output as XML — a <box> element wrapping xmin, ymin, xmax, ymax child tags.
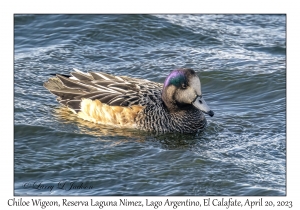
<box><xmin>43</xmin><ymin>75</ymin><xmax>83</xmax><ymax>113</ymax></box>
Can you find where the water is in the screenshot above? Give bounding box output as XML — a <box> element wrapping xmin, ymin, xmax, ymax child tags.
<box><xmin>14</xmin><ymin>14</ymin><xmax>286</xmax><ymax>196</ymax></box>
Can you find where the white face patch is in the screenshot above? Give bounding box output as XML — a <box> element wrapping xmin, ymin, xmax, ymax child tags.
<box><xmin>174</xmin><ymin>76</ymin><xmax>203</xmax><ymax>105</ymax></box>
<box><xmin>190</xmin><ymin>77</ymin><xmax>202</xmax><ymax>95</ymax></box>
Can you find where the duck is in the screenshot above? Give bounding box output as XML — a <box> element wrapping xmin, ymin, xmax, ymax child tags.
<box><xmin>44</xmin><ymin>68</ymin><xmax>214</xmax><ymax>133</ymax></box>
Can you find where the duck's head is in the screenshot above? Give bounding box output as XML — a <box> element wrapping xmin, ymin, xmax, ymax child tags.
<box><xmin>162</xmin><ymin>68</ymin><xmax>214</xmax><ymax>117</ymax></box>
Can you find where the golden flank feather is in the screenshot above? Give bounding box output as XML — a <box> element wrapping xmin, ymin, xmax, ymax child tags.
<box><xmin>76</xmin><ymin>99</ymin><xmax>144</xmax><ymax>128</ymax></box>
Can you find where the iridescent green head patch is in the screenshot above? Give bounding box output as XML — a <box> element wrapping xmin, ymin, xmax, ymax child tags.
<box><xmin>163</xmin><ymin>70</ymin><xmax>187</xmax><ymax>88</ymax></box>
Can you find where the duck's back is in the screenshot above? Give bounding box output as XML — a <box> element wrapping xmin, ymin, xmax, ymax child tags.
<box><xmin>44</xmin><ymin>69</ymin><xmax>163</xmax><ymax>128</ymax></box>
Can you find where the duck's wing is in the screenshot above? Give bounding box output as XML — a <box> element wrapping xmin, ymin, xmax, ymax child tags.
<box><xmin>44</xmin><ymin>68</ymin><xmax>163</xmax><ymax>112</ymax></box>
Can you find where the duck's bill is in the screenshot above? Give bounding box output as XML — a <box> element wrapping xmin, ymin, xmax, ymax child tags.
<box><xmin>192</xmin><ymin>96</ymin><xmax>214</xmax><ymax>117</ymax></box>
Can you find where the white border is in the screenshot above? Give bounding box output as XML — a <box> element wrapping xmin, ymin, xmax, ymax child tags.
<box><xmin>3</xmin><ymin>0</ymin><xmax>298</xmax><ymax>209</ymax></box>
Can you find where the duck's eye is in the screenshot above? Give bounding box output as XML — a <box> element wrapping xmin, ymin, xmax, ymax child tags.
<box><xmin>181</xmin><ymin>84</ymin><xmax>187</xmax><ymax>89</ymax></box>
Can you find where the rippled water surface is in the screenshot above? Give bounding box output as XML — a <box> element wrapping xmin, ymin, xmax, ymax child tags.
<box><xmin>14</xmin><ymin>14</ymin><xmax>286</xmax><ymax>196</ymax></box>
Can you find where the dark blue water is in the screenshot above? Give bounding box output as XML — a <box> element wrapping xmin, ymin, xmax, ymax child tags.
<box><xmin>14</xmin><ymin>14</ymin><xmax>286</xmax><ymax>195</ymax></box>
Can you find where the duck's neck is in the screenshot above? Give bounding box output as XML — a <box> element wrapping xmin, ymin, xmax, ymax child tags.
<box><xmin>168</xmin><ymin>107</ymin><xmax>207</xmax><ymax>133</ymax></box>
